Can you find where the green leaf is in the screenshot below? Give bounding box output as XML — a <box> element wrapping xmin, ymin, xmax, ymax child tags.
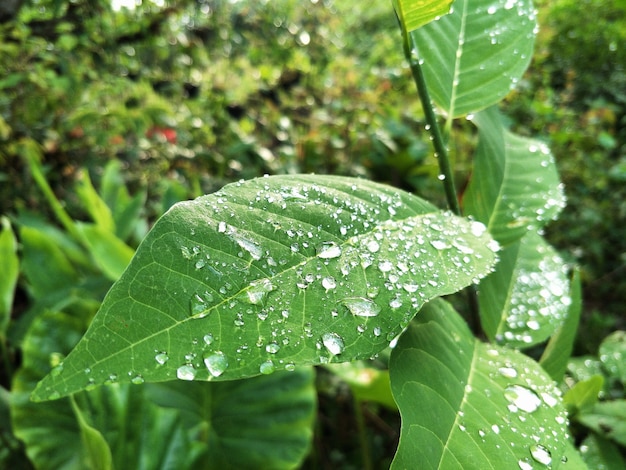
<box><xmin>147</xmin><ymin>369</ymin><xmax>316</xmax><ymax>469</ymax></box>
<box><xmin>390</xmin><ymin>299</ymin><xmax>571</xmax><ymax>469</ymax></box>
<box><xmin>393</xmin><ymin>0</ymin><xmax>454</xmax><ymax>33</ymax></box>
<box><xmin>328</xmin><ymin>362</ymin><xmax>397</xmax><ymax>410</ymax></box>
<box><xmin>0</xmin><ymin>217</ymin><xmax>19</xmax><ymax>334</ymax></box>
<box><xmin>563</xmin><ymin>376</ymin><xmax>604</xmax><ymax>414</ymax></box>
<box><xmin>477</xmin><ymin>231</ymin><xmax>571</xmax><ymax>349</ymax></box>
<box><xmin>598</xmin><ymin>331</ymin><xmax>626</xmax><ymax>384</ymax></box>
<box><xmin>540</xmin><ymin>270</ymin><xmax>582</xmax><ymax>381</ymax></box>
<box><xmin>70</xmin><ymin>397</ymin><xmax>113</xmax><ymax>470</ymax></box>
<box><xmin>32</xmin><ymin>175</ymin><xmax>499</xmax><ymax>401</ymax></box>
<box><xmin>75</xmin><ymin>170</ymin><xmax>115</xmax><ymax>234</ymax></box>
<box><xmin>577</xmin><ymin>401</ymin><xmax>626</xmax><ymax>447</ymax></box>
<box><xmin>463</xmin><ymin>107</ymin><xmax>566</xmax><ymax>246</ymax></box>
<box><xmin>579</xmin><ymin>434</ymin><xmax>626</xmax><ymax>469</ymax></box>
<box><xmin>76</xmin><ymin>223</ymin><xmax>135</xmax><ymax>281</ymax></box>
<box><xmin>11</xmin><ymin>310</ymin><xmax>198</xmax><ymax>470</ymax></box>
<box><xmin>410</xmin><ymin>0</ymin><xmax>537</xmax><ymax>117</ymax></box>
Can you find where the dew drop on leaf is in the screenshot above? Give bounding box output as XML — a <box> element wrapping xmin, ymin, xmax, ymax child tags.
<box><xmin>242</xmin><ymin>278</ymin><xmax>274</xmax><ymax>305</ymax></box>
<box><xmin>190</xmin><ymin>291</ymin><xmax>214</xmax><ymax>318</ymax></box>
<box><xmin>203</xmin><ymin>333</ymin><xmax>214</xmax><ymax>345</ymax></box>
<box><xmin>131</xmin><ymin>374</ymin><xmax>144</xmax><ymax>385</ymax></box>
<box><xmin>259</xmin><ymin>360</ymin><xmax>275</xmax><ymax>375</ymax></box>
<box><xmin>176</xmin><ymin>364</ymin><xmax>196</xmax><ymax>381</ymax></box>
<box><xmin>155</xmin><ymin>352</ymin><xmax>169</xmax><ymax>365</ymax></box>
<box><xmin>504</xmin><ymin>384</ymin><xmax>542</xmax><ymax>413</ymax></box>
<box><xmin>317</xmin><ymin>241</ymin><xmax>342</xmax><ymax>259</ymax></box>
<box><xmin>340</xmin><ymin>297</ymin><xmax>381</xmax><ymax>317</ymax></box>
<box><xmin>265</xmin><ymin>342</ymin><xmax>280</xmax><ymax>354</ymax></box>
<box><xmin>322</xmin><ymin>332</ymin><xmax>344</xmax><ymax>355</ymax></box>
<box><xmin>204</xmin><ymin>351</ymin><xmax>228</xmax><ymax>377</ymax></box>
<box><xmin>322</xmin><ymin>276</ymin><xmax>337</xmax><ymax>291</ymax></box>
<box><xmin>529</xmin><ymin>444</ymin><xmax>552</xmax><ymax>466</ymax></box>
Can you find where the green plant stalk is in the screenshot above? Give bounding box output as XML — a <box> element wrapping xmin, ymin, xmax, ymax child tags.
<box><xmin>354</xmin><ymin>396</ymin><xmax>373</xmax><ymax>470</ymax></box>
<box><xmin>401</xmin><ymin>32</ymin><xmax>461</xmax><ymax>216</ymax></box>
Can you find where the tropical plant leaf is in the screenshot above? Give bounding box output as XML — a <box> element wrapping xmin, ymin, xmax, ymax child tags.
<box><xmin>410</xmin><ymin>0</ymin><xmax>537</xmax><ymax>117</ymax></box>
<box><xmin>11</xmin><ymin>310</ymin><xmax>199</xmax><ymax>470</ymax></box>
<box><xmin>390</xmin><ymin>299</ymin><xmax>572</xmax><ymax>469</ymax></box>
<box><xmin>393</xmin><ymin>0</ymin><xmax>453</xmax><ymax>33</ymax></box>
<box><xmin>463</xmin><ymin>106</ymin><xmax>566</xmax><ymax>246</ymax></box>
<box><xmin>0</xmin><ymin>217</ymin><xmax>19</xmax><ymax>333</ymax></box>
<box><xmin>540</xmin><ymin>270</ymin><xmax>582</xmax><ymax>380</ymax></box>
<box><xmin>477</xmin><ymin>231</ymin><xmax>571</xmax><ymax>349</ymax></box>
<box><xmin>32</xmin><ymin>175</ymin><xmax>499</xmax><ymax>401</ymax></box>
<box><xmin>146</xmin><ymin>368</ymin><xmax>316</xmax><ymax>469</ymax></box>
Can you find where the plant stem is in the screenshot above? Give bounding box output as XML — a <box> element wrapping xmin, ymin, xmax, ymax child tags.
<box><xmin>402</xmin><ymin>32</ymin><xmax>461</xmax><ymax>216</ymax></box>
<box><xmin>354</xmin><ymin>396</ymin><xmax>373</xmax><ymax>470</ymax></box>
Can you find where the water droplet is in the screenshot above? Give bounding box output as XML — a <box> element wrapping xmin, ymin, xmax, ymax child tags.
<box><xmin>243</xmin><ymin>278</ymin><xmax>274</xmax><ymax>305</ymax></box>
<box><xmin>190</xmin><ymin>291</ymin><xmax>214</xmax><ymax>318</ymax></box>
<box><xmin>341</xmin><ymin>297</ymin><xmax>381</xmax><ymax>317</ymax></box>
<box><xmin>50</xmin><ymin>364</ymin><xmax>64</xmax><ymax>377</ymax></box>
<box><xmin>203</xmin><ymin>333</ymin><xmax>214</xmax><ymax>345</ymax></box>
<box><xmin>366</xmin><ymin>240</ymin><xmax>380</xmax><ymax>253</ymax></box>
<box><xmin>491</xmin><ymin>424</ymin><xmax>500</xmax><ymax>434</ymax></box>
<box><xmin>177</xmin><ymin>365</ymin><xmax>196</xmax><ymax>381</ymax></box>
<box><xmin>317</xmin><ymin>277</ymin><xmax>335</xmax><ymax>292</ymax></box>
<box><xmin>430</xmin><ymin>239</ymin><xmax>450</xmax><ymax>250</ymax></box>
<box><xmin>229</xmin><ymin>230</ymin><xmax>262</xmax><ymax>260</ymax></box>
<box><xmin>259</xmin><ymin>360</ymin><xmax>275</xmax><ymax>375</ymax></box>
<box><xmin>317</xmin><ymin>241</ymin><xmax>342</xmax><ymax>259</ymax></box>
<box><xmin>504</xmin><ymin>385</ymin><xmax>542</xmax><ymax>412</ymax></box>
<box><xmin>518</xmin><ymin>459</ymin><xmax>533</xmax><ymax>470</ymax></box>
<box><xmin>266</xmin><ymin>342</ymin><xmax>280</xmax><ymax>354</ymax></box>
<box><xmin>530</xmin><ymin>444</ymin><xmax>552</xmax><ymax>466</ymax></box>
<box><xmin>131</xmin><ymin>374</ymin><xmax>144</xmax><ymax>385</ymax></box>
<box><xmin>155</xmin><ymin>352</ymin><xmax>169</xmax><ymax>365</ymax></box>
<box><xmin>498</xmin><ymin>366</ymin><xmax>518</xmax><ymax>378</ymax></box>
<box><xmin>204</xmin><ymin>351</ymin><xmax>228</xmax><ymax>377</ymax></box>
<box><xmin>322</xmin><ymin>332</ymin><xmax>344</xmax><ymax>355</ymax></box>
<box><xmin>285</xmin><ymin>362</ymin><xmax>296</xmax><ymax>372</ymax></box>
<box><xmin>48</xmin><ymin>391</ymin><xmax>61</xmax><ymax>400</ymax></box>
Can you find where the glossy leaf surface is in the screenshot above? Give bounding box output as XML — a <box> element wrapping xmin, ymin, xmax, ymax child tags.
<box><xmin>410</xmin><ymin>0</ymin><xmax>537</xmax><ymax>117</ymax></box>
<box><xmin>390</xmin><ymin>299</ymin><xmax>572</xmax><ymax>469</ymax></box>
<box><xmin>393</xmin><ymin>0</ymin><xmax>453</xmax><ymax>33</ymax></box>
<box><xmin>477</xmin><ymin>231</ymin><xmax>571</xmax><ymax>349</ymax></box>
<box><xmin>33</xmin><ymin>175</ymin><xmax>499</xmax><ymax>401</ymax></box>
<box><xmin>463</xmin><ymin>107</ymin><xmax>566</xmax><ymax>246</ymax></box>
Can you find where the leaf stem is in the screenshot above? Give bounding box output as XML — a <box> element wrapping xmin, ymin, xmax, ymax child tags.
<box><xmin>401</xmin><ymin>32</ymin><xmax>461</xmax><ymax>216</ymax></box>
<box><xmin>354</xmin><ymin>396</ymin><xmax>373</xmax><ymax>470</ymax></box>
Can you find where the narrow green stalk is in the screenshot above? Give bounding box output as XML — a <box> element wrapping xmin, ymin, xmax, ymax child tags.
<box><xmin>401</xmin><ymin>32</ymin><xmax>461</xmax><ymax>216</ymax></box>
<box><xmin>354</xmin><ymin>396</ymin><xmax>373</xmax><ymax>470</ymax></box>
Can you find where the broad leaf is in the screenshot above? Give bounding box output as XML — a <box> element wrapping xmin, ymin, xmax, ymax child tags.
<box><xmin>598</xmin><ymin>331</ymin><xmax>626</xmax><ymax>384</ymax></box>
<box><xmin>463</xmin><ymin>107</ymin><xmax>566</xmax><ymax>246</ymax></box>
<box><xmin>33</xmin><ymin>175</ymin><xmax>499</xmax><ymax>401</ymax></box>
<box><xmin>11</xmin><ymin>310</ymin><xmax>199</xmax><ymax>470</ymax></box>
<box><xmin>0</xmin><ymin>217</ymin><xmax>19</xmax><ymax>333</ymax></box>
<box><xmin>579</xmin><ymin>434</ymin><xmax>626</xmax><ymax>469</ymax></box>
<box><xmin>76</xmin><ymin>223</ymin><xmax>135</xmax><ymax>281</ymax></box>
<box><xmin>410</xmin><ymin>0</ymin><xmax>537</xmax><ymax>117</ymax></box>
<box><xmin>390</xmin><ymin>299</ymin><xmax>572</xmax><ymax>469</ymax></box>
<box><xmin>540</xmin><ymin>270</ymin><xmax>582</xmax><ymax>380</ymax></box>
<box><xmin>477</xmin><ymin>231</ymin><xmax>571</xmax><ymax>349</ymax></box>
<box><xmin>147</xmin><ymin>368</ymin><xmax>316</xmax><ymax>469</ymax></box>
<box><xmin>563</xmin><ymin>376</ymin><xmax>604</xmax><ymax>414</ymax></box>
<box><xmin>393</xmin><ymin>0</ymin><xmax>453</xmax><ymax>33</ymax></box>
<box><xmin>577</xmin><ymin>401</ymin><xmax>626</xmax><ymax>447</ymax></box>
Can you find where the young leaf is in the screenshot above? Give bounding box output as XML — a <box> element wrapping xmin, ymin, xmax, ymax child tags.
<box><xmin>146</xmin><ymin>368</ymin><xmax>316</xmax><ymax>469</ymax></box>
<box><xmin>0</xmin><ymin>217</ymin><xmax>19</xmax><ymax>334</ymax></box>
<box><xmin>410</xmin><ymin>0</ymin><xmax>537</xmax><ymax>117</ymax></box>
<box><xmin>393</xmin><ymin>0</ymin><xmax>453</xmax><ymax>33</ymax></box>
<box><xmin>540</xmin><ymin>270</ymin><xmax>582</xmax><ymax>381</ymax></box>
<box><xmin>32</xmin><ymin>175</ymin><xmax>499</xmax><ymax>401</ymax></box>
<box><xmin>477</xmin><ymin>231</ymin><xmax>571</xmax><ymax>349</ymax></box>
<box><xmin>463</xmin><ymin>107</ymin><xmax>566</xmax><ymax>246</ymax></box>
<box><xmin>390</xmin><ymin>299</ymin><xmax>572</xmax><ymax>469</ymax></box>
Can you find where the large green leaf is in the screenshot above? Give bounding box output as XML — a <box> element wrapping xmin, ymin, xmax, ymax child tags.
<box><xmin>463</xmin><ymin>107</ymin><xmax>566</xmax><ymax>246</ymax></box>
<box><xmin>477</xmin><ymin>231</ymin><xmax>571</xmax><ymax>349</ymax></box>
<box><xmin>33</xmin><ymin>175</ymin><xmax>499</xmax><ymax>401</ymax></box>
<box><xmin>390</xmin><ymin>299</ymin><xmax>575</xmax><ymax>469</ymax></box>
<box><xmin>146</xmin><ymin>368</ymin><xmax>316</xmax><ymax>469</ymax></box>
<box><xmin>0</xmin><ymin>217</ymin><xmax>19</xmax><ymax>334</ymax></box>
<box><xmin>410</xmin><ymin>0</ymin><xmax>537</xmax><ymax>117</ymax></box>
<box><xmin>393</xmin><ymin>0</ymin><xmax>454</xmax><ymax>33</ymax></box>
<box><xmin>11</xmin><ymin>310</ymin><xmax>199</xmax><ymax>470</ymax></box>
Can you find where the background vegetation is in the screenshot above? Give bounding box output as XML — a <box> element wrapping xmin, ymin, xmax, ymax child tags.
<box><xmin>1</xmin><ymin>0</ymin><xmax>624</xmax><ymax>467</ymax></box>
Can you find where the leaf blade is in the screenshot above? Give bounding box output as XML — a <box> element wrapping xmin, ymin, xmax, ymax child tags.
<box><xmin>33</xmin><ymin>175</ymin><xmax>499</xmax><ymax>401</ymax></box>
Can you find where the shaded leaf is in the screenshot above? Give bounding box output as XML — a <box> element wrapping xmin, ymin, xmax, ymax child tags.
<box><xmin>147</xmin><ymin>368</ymin><xmax>316</xmax><ymax>469</ymax></box>
<box><xmin>70</xmin><ymin>397</ymin><xmax>113</xmax><ymax>470</ymax></box>
<box><xmin>563</xmin><ymin>376</ymin><xmax>604</xmax><ymax>414</ymax></box>
<box><xmin>390</xmin><ymin>299</ymin><xmax>571</xmax><ymax>469</ymax></box>
<box><xmin>33</xmin><ymin>175</ymin><xmax>499</xmax><ymax>400</ymax></box>
<box><xmin>598</xmin><ymin>331</ymin><xmax>626</xmax><ymax>384</ymax></box>
<box><xmin>0</xmin><ymin>217</ymin><xmax>19</xmax><ymax>333</ymax></box>
<box><xmin>579</xmin><ymin>434</ymin><xmax>626</xmax><ymax>469</ymax></box>
<box><xmin>393</xmin><ymin>0</ymin><xmax>453</xmax><ymax>33</ymax></box>
<box><xmin>540</xmin><ymin>270</ymin><xmax>582</xmax><ymax>381</ymax></box>
<box><xmin>328</xmin><ymin>362</ymin><xmax>397</xmax><ymax>410</ymax></box>
<box><xmin>577</xmin><ymin>401</ymin><xmax>626</xmax><ymax>447</ymax></box>
<box><xmin>463</xmin><ymin>107</ymin><xmax>565</xmax><ymax>246</ymax></box>
<box><xmin>478</xmin><ymin>231</ymin><xmax>570</xmax><ymax>349</ymax></box>
<box><xmin>410</xmin><ymin>0</ymin><xmax>537</xmax><ymax>117</ymax></box>
<box><xmin>76</xmin><ymin>223</ymin><xmax>135</xmax><ymax>281</ymax></box>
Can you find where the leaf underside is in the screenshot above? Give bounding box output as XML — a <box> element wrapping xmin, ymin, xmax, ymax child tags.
<box><xmin>33</xmin><ymin>175</ymin><xmax>498</xmax><ymax>401</ymax></box>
